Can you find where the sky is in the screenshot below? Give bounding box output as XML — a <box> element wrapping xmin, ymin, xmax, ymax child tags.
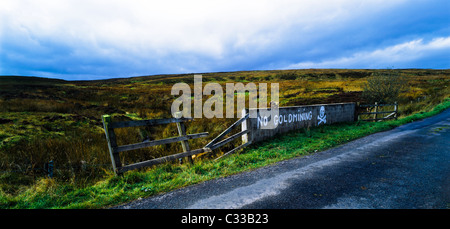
<box><xmin>0</xmin><ymin>0</ymin><xmax>449</xmax><ymax>80</ymax></box>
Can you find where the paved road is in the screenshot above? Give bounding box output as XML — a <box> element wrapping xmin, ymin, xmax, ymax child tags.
<box><xmin>115</xmin><ymin>108</ymin><xmax>450</xmax><ymax>209</ymax></box>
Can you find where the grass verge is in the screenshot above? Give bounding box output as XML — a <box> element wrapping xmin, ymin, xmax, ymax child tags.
<box><xmin>1</xmin><ymin>97</ymin><xmax>449</xmax><ymax>209</ymax></box>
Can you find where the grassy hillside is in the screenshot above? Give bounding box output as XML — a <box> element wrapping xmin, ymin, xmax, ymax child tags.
<box><xmin>1</xmin><ymin>97</ymin><xmax>449</xmax><ymax>209</ymax></box>
<box><xmin>0</xmin><ymin>69</ymin><xmax>449</xmax><ymax>208</ymax></box>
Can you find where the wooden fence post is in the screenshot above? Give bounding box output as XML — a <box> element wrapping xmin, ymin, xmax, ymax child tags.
<box><xmin>44</xmin><ymin>160</ymin><xmax>54</xmax><ymax>178</ymax></box>
<box><xmin>102</xmin><ymin>115</ymin><xmax>122</xmax><ymax>175</ymax></box>
<box><xmin>241</xmin><ymin>108</ymin><xmax>249</xmax><ymax>143</ymax></box>
<box><xmin>356</xmin><ymin>102</ymin><xmax>360</xmax><ymax>121</ymax></box>
<box><xmin>175</xmin><ymin>112</ymin><xmax>193</xmax><ymax>165</ymax></box>
<box><xmin>394</xmin><ymin>101</ymin><xmax>398</xmax><ymax>120</ymax></box>
<box><xmin>373</xmin><ymin>102</ymin><xmax>378</xmax><ymax>121</ymax></box>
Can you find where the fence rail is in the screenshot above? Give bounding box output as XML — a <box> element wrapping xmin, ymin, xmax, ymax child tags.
<box><xmin>114</xmin><ymin>132</ymin><xmax>209</xmax><ymax>153</ymax></box>
<box><xmin>204</xmin><ymin>113</ymin><xmax>251</xmax><ymax>160</ymax></box>
<box><xmin>358</xmin><ymin>102</ymin><xmax>398</xmax><ymax>122</ymax></box>
<box><xmin>359</xmin><ymin>103</ymin><xmax>397</xmax><ymax>108</ymax></box>
<box><xmin>110</xmin><ymin>117</ymin><xmax>193</xmax><ymax>129</ymax></box>
<box><xmin>102</xmin><ymin>114</ymin><xmax>209</xmax><ymax>175</ymax></box>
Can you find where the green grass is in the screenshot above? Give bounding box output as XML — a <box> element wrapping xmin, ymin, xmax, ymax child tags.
<box><xmin>1</xmin><ymin>97</ymin><xmax>449</xmax><ymax>209</ymax></box>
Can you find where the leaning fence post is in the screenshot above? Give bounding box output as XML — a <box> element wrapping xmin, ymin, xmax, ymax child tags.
<box><xmin>102</xmin><ymin>115</ymin><xmax>122</xmax><ymax>175</ymax></box>
<box><xmin>174</xmin><ymin>112</ymin><xmax>193</xmax><ymax>165</ymax></box>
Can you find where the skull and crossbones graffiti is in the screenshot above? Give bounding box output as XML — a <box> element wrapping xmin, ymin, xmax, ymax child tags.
<box><xmin>318</xmin><ymin>106</ymin><xmax>326</xmax><ymax>125</ymax></box>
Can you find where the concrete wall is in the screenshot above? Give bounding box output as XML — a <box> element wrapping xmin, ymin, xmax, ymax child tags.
<box><xmin>242</xmin><ymin>102</ymin><xmax>356</xmax><ymax>143</ymax></box>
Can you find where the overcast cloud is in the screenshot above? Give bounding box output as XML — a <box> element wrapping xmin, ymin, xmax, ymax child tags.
<box><xmin>0</xmin><ymin>0</ymin><xmax>449</xmax><ymax>80</ymax></box>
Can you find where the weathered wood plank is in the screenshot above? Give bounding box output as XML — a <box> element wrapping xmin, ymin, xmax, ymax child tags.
<box><xmin>120</xmin><ymin>148</ymin><xmax>206</xmax><ymax>172</ymax></box>
<box><xmin>209</xmin><ymin>130</ymin><xmax>250</xmax><ymax>150</ymax></box>
<box><xmin>205</xmin><ymin>113</ymin><xmax>249</xmax><ymax>148</ymax></box>
<box><xmin>102</xmin><ymin>115</ymin><xmax>122</xmax><ymax>175</ymax></box>
<box><xmin>360</xmin><ymin>116</ymin><xmax>396</xmax><ymax>121</ymax></box>
<box><xmin>215</xmin><ymin>141</ymin><xmax>253</xmax><ymax>160</ymax></box>
<box><xmin>359</xmin><ymin>111</ymin><xmax>396</xmax><ymax>115</ymax></box>
<box><xmin>394</xmin><ymin>102</ymin><xmax>398</xmax><ymax>119</ymax></box>
<box><xmin>110</xmin><ymin>117</ymin><xmax>193</xmax><ymax>129</ymax></box>
<box><xmin>176</xmin><ymin>117</ymin><xmax>193</xmax><ymax>164</ymax></box>
<box><xmin>359</xmin><ymin>104</ymin><xmax>397</xmax><ymax>107</ymax></box>
<box><xmin>373</xmin><ymin>102</ymin><xmax>378</xmax><ymax>120</ymax></box>
<box><xmin>114</xmin><ymin>132</ymin><xmax>209</xmax><ymax>153</ymax></box>
<box><xmin>378</xmin><ymin>112</ymin><xmax>396</xmax><ymax>122</ymax></box>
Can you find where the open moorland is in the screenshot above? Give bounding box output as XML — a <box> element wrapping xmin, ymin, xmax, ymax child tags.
<box><xmin>0</xmin><ymin>69</ymin><xmax>449</xmax><ymax>208</ymax></box>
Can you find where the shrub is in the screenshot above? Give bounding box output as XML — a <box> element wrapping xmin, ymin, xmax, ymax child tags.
<box><xmin>362</xmin><ymin>69</ymin><xmax>405</xmax><ymax>104</ymax></box>
<box><xmin>276</xmin><ymin>73</ymin><xmax>298</xmax><ymax>80</ymax></box>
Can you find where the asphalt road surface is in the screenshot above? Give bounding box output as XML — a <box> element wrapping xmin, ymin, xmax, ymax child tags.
<box><xmin>115</xmin><ymin>108</ymin><xmax>450</xmax><ymax>209</ymax></box>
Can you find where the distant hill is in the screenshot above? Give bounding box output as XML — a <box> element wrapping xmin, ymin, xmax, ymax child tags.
<box><xmin>0</xmin><ymin>76</ymin><xmax>67</xmax><ymax>85</ymax></box>
<box><xmin>2</xmin><ymin>69</ymin><xmax>449</xmax><ymax>85</ymax></box>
